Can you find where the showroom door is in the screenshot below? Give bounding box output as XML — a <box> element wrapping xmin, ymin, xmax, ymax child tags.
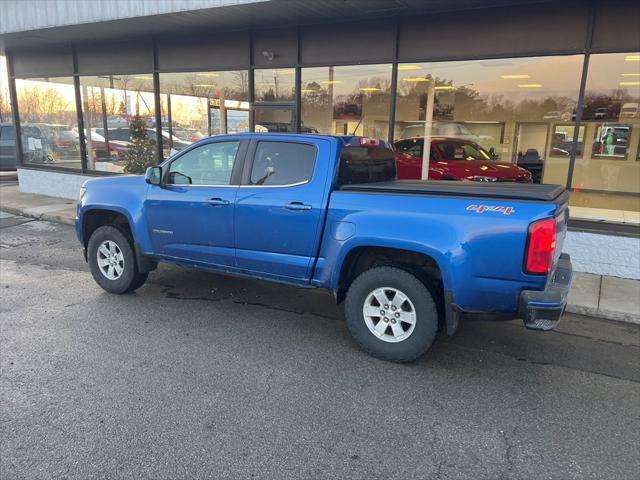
<box><xmin>514</xmin><ymin>122</ymin><xmax>549</xmax><ymax>183</ymax></box>
<box><xmin>253</xmin><ymin>105</ymin><xmax>296</xmax><ymax>133</ymax></box>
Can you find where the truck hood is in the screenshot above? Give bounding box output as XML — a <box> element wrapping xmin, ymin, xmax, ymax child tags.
<box><xmin>83</xmin><ymin>173</ymin><xmax>148</xmax><ymax>190</ymax></box>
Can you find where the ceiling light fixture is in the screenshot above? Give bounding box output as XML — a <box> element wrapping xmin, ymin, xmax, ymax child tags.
<box><xmin>517</xmin><ymin>83</ymin><xmax>543</xmax><ymax>88</ymax></box>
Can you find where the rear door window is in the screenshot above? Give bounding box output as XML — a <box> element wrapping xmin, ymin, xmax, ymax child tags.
<box><xmin>249</xmin><ymin>141</ymin><xmax>316</xmax><ymax>186</ymax></box>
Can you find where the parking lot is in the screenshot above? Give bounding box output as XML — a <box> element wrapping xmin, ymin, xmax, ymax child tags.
<box><xmin>1</xmin><ymin>215</ymin><xmax>639</xmax><ymax>479</ymax></box>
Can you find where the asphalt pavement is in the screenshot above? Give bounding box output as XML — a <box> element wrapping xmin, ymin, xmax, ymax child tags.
<box><xmin>1</xmin><ymin>213</ymin><xmax>639</xmax><ymax>479</ymax></box>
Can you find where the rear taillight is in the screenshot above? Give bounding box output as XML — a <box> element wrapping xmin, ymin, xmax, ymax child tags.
<box><xmin>525</xmin><ymin>217</ymin><xmax>557</xmax><ymax>275</ymax></box>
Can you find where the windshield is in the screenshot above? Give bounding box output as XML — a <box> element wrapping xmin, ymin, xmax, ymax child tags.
<box><xmin>435</xmin><ymin>141</ymin><xmax>491</xmax><ymax>161</ymax></box>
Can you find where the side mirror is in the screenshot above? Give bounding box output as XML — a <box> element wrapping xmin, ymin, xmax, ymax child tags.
<box><xmin>145</xmin><ymin>166</ymin><xmax>162</xmax><ymax>185</ymax></box>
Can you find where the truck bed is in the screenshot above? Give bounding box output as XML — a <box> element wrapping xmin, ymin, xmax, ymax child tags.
<box><xmin>340</xmin><ymin>180</ymin><xmax>568</xmax><ymax>203</ymax></box>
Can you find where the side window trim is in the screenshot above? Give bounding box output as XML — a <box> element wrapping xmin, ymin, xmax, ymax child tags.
<box><xmin>161</xmin><ymin>139</ymin><xmax>248</xmax><ymax>186</ymax></box>
<box><xmin>240</xmin><ymin>138</ymin><xmax>318</xmax><ymax>188</ymax></box>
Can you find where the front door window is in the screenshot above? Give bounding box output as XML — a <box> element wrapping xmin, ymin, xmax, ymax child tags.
<box><xmin>167</xmin><ymin>141</ymin><xmax>239</xmax><ymax>185</ymax></box>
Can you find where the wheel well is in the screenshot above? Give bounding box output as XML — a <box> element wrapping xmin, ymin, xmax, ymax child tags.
<box><xmin>337</xmin><ymin>247</ymin><xmax>444</xmax><ymax>322</ymax></box>
<box><xmin>82</xmin><ymin>209</ymin><xmax>132</xmax><ymax>248</ymax></box>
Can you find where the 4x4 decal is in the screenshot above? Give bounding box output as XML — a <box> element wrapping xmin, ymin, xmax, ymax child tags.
<box><xmin>466</xmin><ymin>204</ymin><xmax>515</xmax><ymax>216</ymax></box>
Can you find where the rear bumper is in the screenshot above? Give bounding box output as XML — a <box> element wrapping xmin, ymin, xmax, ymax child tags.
<box><xmin>518</xmin><ymin>253</ymin><xmax>572</xmax><ymax>331</ymax></box>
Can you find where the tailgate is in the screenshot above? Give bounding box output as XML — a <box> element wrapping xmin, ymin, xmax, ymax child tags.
<box><xmin>549</xmin><ymin>191</ymin><xmax>570</xmax><ymax>284</ymax></box>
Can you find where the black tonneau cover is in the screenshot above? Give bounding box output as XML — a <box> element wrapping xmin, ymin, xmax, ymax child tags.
<box><xmin>340</xmin><ymin>180</ymin><xmax>568</xmax><ymax>202</ymax></box>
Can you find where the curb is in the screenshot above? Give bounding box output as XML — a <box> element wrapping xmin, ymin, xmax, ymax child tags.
<box><xmin>1</xmin><ymin>206</ymin><xmax>76</xmax><ymax>226</ymax></box>
<box><xmin>566</xmin><ymin>304</ymin><xmax>639</xmax><ymax>325</ymax></box>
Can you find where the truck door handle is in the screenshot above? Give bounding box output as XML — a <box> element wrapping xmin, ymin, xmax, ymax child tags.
<box><xmin>284</xmin><ymin>202</ymin><xmax>312</xmax><ymax>211</ymax></box>
<box><xmin>207</xmin><ymin>197</ymin><xmax>230</xmax><ymax>206</ymax></box>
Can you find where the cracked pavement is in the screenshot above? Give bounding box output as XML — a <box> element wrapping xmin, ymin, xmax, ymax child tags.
<box><xmin>1</xmin><ymin>213</ymin><xmax>639</xmax><ymax>479</ymax></box>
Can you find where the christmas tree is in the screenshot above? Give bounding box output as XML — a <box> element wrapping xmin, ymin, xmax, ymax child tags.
<box><xmin>123</xmin><ymin>115</ymin><xmax>155</xmax><ymax>174</ymax></box>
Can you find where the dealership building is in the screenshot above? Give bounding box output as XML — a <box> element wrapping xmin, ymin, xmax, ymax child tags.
<box><xmin>0</xmin><ymin>0</ymin><xmax>639</xmax><ymax>280</ymax></box>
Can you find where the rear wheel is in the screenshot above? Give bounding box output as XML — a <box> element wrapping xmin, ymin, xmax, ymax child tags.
<box><xmin>87</xmin><ymin>225</ymin><xmax>148</xmax><ymax>294</ymax></box>
<box><xmin>344</xmin><ymin>266</ymin><xmax>438</xmax><ymax>362</ymax></box>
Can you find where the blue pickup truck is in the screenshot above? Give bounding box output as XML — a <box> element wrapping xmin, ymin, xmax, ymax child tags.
<box><xmin>76</xmin><ymin>133</ymin><xmax>572</xmax><ymax>362</ymax></box>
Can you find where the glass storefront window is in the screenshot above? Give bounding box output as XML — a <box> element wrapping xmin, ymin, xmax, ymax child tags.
<box><xmin>570</xmin><ymin>52</ymin><xmax>640</xmax><ymax>222</ymax></box>
<box><xmin>159</xmin><ymin>70</ymin><xmax>249</xmax><ymax>158</ymax></box>
<box><xmin>0</xmin><ymin>55</ymin><xmax>11</xmax><ymax>123</ymax></box>
<box><xmin>254</xmin><ymin>68</ymin><xmax>295</xmax><ymax>102</ymax></box>
<box><xmin>393</xmin><ymin>56</ymin><xmax>583</xmax><ymax>185</ymax></box>
<box><xmin>15</xmin><ymin>77</ymin><xmax>81</xmax><ymax>170</ymax></box>
<box><xmin>79</xmin><ymin>74</ymin><xmax>155</xmax><ymax>173</ymax></box>
<box><xmin>301</xmin><ymin>64</ymin><xmax>392</xmax><ymax>138</ymax></box>
<box><xmin>0</xmin><ymin>55</ymin><xmax>15</xmax><ymax>171</ymax></box>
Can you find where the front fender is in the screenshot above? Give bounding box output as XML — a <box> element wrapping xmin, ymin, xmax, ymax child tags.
<box><xmin>76</xmin><ymin>176</ymin><xmax>152</xmax><ymax>251</ymax></box>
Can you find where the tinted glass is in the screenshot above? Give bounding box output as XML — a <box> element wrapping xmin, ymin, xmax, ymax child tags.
<box><xmin>0</xmin><ymin>55</ymin><xmax>10</xmax><ymax>123</ymax></box>
<box><xmin>168</xmin><ymin>141</ymin><xmax>239</xmax><ymax>185</ymax></box>
<box><xmin>254</xmin><ymin>69</ymin><xmax>296</xmax><ymax>102</ymax></box>
<box><xmin>301</xmin><ymin>64</ymin><xmax>391</xmax><ymax>138</ymax></box>
<box><xmin>393</xmin><ymin>56</ymin><xmax>583</xmax><ymax>185</ymax></box>
<box><xmin>338</xmin><ymin>146</ymin><xmax>396</xmax><ymax>185</ymax></box>
<box><xmin>1</xmin><ymin>125</ymin><xmax>15</xmax><ymax>140</ymax></box>
<box><xmin>79</xmin><ymin>74</ymin><xmax>155</xmax><ymax>173</ymax></box>
<box><xmin>16</xmin><ymin>77</ymin><xmax>81</xmax><ymax>170</ymax></box>
<box><xmin>570</xmin><ymin>52</ymin><xmax>640</xmax><ymax>222</ymax></box>
<box><xmin>254</xmin><ymin>107</ymin><xmax>294</xmax><ymax>133</ymax></box>
<box><xmin>159</xmin><ymin>71</ymin><xmax>249</xmax><ymax>156</ymax></box>
<box><xmin>250</xmin><ymin>141</ymin><xmax>316</xmax><ymax>186</ymax></box>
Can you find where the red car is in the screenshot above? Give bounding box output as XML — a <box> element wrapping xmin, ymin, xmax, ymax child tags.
<box><xmin>394</xmin><ymin>137</ymin><xmax>532</xmax><ymax>183</ymax></box>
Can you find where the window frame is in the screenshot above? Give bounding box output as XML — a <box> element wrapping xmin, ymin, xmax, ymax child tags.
<box><xmin>240</xmin><ymin>138</ymin><xmax>318</xmax><ymax>188</ymax></box>
<box><xmin>161</xmin><ymin>138</ymin><xmax>248</xmax><ymax>187</ymax></box>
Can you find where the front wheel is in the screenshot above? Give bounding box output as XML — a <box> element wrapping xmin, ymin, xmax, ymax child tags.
<box><xmin>87</xmin><ymin>225</ymin><xmax>148</xmax><ymax>294</ymax></box>
<box><xmin>344</xmin><ymin>267</ymin><xmax>438</xmax><ymax>362</ymax></box>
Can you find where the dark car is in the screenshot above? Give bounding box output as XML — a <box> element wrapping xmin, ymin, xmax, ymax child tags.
<box><xmin>107</xmin><ymin>128</ymin><xmax>190</xmax><ymax>152</ymax></box>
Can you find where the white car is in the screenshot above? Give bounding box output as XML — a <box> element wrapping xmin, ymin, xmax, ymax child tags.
<box><xmin>619</xmin><ymin>103</ymin><xmax>639</xmax><ymax>119</ymax></box>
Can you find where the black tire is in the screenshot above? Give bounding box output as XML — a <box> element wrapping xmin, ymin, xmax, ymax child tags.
<box><xmin>87</xmin><ymin>225</ymin><xmax>148</xmax><ymax>294</ymax></box>
<box><xmin>344</xmin><ymin>266</ymin><xmax>438</xmax><ymax>363</ymax></box>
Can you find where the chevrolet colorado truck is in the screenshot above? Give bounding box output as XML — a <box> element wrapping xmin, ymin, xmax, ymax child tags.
<box><xmin>76</xmin><ymin>133</ymin><xmax>572</xmax><ymax>362</ymax></box>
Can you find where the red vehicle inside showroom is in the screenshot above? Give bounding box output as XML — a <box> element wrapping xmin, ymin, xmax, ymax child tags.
<box><xmin>394</xmin><ymin>137</ymin><xmax>532</xmax><ymax>183</ymax></box>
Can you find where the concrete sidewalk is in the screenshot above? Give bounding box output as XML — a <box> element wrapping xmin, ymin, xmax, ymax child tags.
<box><xmin>1</xmin><ymin>182</ymin><xmax>638</xmax><ymax>324</ymax></box>
<box><xmin>0</xmin><ymin>183</ymin><xmax>76</xmax><ymax>225</ymax></box>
